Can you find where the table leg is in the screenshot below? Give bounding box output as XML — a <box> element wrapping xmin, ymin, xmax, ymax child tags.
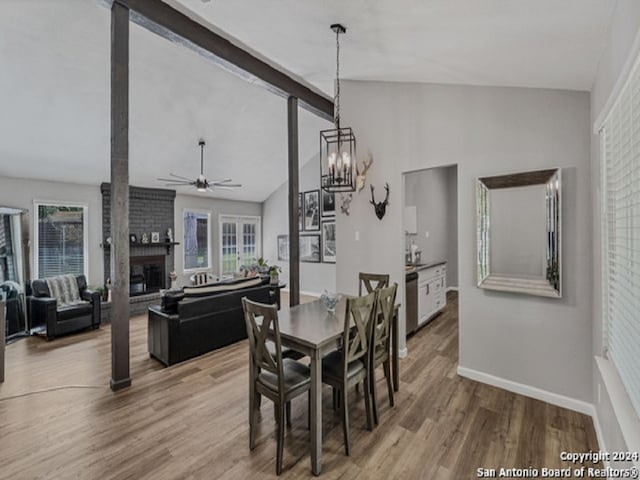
<box><xmin>310</xmin><ymin>348</ymin><xmax>322</xmax><ymax>475</ymax></box>
<box><xmin>392</xmin><ymin>305</ymin><xmax>399</xmax><ymax>392</ymax></box>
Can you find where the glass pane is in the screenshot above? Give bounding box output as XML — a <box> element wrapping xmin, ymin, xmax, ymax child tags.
<box><xmin>38</xmin><ymin>205</ymin><xmax>85</xmax><ymax>278</ymax></box>
<box><xmin>221</xmin><ymin>222</ymin><xmax>237</xmax><ymax>274</ymax></box>
<box><xmin>242</xmin><ymin>222</ymin><xmax>256</xmax><ymax>265</ymax></box>
<box><xmin>184</xmin><ymin>212</ymin><xmax>209</xmax><ymax>270</ymax></box>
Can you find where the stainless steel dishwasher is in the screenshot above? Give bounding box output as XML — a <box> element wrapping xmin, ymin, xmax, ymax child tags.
<box><xmin>405</xmin><ymin>271</ymin><xmax>418</xmax><ymax>334</ymax></box>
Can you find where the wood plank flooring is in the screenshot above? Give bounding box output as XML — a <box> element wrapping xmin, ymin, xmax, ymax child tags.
<box><xmin>0</xmin><ymin>292</ymin><xmax>599</xmax><ymax>479</ymax></box>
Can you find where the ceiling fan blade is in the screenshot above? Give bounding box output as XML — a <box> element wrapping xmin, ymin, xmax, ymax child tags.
<box><xmin>208</xmin><ymin>178</ymin><xmax>233</xmax><ymax>184</ymax></box>
<box><xmin>212</xmin><ymin>184</ymin><xmax>242</xmax><ymax>190</ymax></box>
<box><xmin>169</xmin><ymin>173</ymin><xmax>194</xmax><ymax>181</ymax></box>
<box><xmin>157</xmin><ymin>177</ymin><xmax>191</xmax><ymax>184</ymax></box>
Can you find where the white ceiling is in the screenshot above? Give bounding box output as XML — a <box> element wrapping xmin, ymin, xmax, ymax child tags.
<box><xmin>0</xmin><ymin>1</ymin><xmax>617</xmax><ymax>202</ymax></box>
<box><xmin>172</xmin><ymin>0</ymin><xmax>616</xmax><ymax>94</ymax></box>
<box><xmin>0</xmin><ymin>0</ymin><xmax>330</xmax><ymax>203</ymax></box>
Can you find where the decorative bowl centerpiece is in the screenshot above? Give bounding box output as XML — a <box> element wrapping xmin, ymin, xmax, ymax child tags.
<box><xmin>320</xmin><ymin>290</ymin><xmax>340</xmax><ymax>313</ymax></box>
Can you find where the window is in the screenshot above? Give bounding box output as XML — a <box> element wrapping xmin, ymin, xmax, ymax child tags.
<box><xmin>35</xmin><ymin>203</ymin><xmax>88</xmax><ymax>279</ymax></box>
<box><xmin>600</xmin><ymin>50</ymin><xmax>640</xmax><ymax>417</ymax></box>
<box><xmin>183</xmin><ymin>210</ymin><xmax>211</xmax><ymax>271</ymax></box>
<box><xmin>219</xmin><ymin>215</ymin><xmax>261</xmax><ymax>275</ymax></box>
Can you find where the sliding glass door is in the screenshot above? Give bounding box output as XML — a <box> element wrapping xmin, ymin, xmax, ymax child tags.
<box><xmin>219</xmin><ymin>216</ymin><xmax>261</xmax><ymax>275</ymax></box>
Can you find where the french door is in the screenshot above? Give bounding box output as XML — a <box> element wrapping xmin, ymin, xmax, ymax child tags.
<box><xmin>219</xmin><ymin>215</ymin><xmax>261</xmax><ymax>275</ymax></box>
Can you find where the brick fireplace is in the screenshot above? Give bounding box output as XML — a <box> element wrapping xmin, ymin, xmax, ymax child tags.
<box><xmin>100</xmin><ymin>184</ymin><xmax>176</xmax><ymax>308</ymax></box>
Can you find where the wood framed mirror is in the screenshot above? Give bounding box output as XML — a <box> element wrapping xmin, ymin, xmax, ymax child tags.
<box><xmin>476</xmin><ymin>168</ymin><xmax>561</xmax><ymax>298</ymax></box>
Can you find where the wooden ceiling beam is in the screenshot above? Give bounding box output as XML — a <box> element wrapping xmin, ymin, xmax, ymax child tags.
<box><xmin>110</xmin><ymin>0</ymin><xmax>334</xmax><ymax>122</ymax></box>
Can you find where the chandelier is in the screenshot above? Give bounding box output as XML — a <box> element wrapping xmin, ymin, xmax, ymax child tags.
<box><xmin>320</xmin><ymin>24</ymin><xmax>356</xmax><ymax>193</ymax></box>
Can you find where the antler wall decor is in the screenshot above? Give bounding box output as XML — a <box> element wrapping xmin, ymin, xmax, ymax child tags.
<box><xmin>370</xmin><ymin>183</ymin><xmax>390</xmax><ymax>220</ymax></box>
<box><xmin>340</xmin><ymin>193</ymin><xmax>353</xmax><ymax>215</ymax></box>
<box><xmin>355</xmin><ymin>152</ymin><xmax>373</xmax><ymax>192</ymax></box>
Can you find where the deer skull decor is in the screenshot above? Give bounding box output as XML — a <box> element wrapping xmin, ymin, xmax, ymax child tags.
<box><xmin>355</xmin><ymin>152</ymin><xmax>373</xmax><ymax>192</ymax></box>
<box><xmin>370</xmin><ymin>183</ymin><xmax>390</xmax><ymax>220</ymax></box>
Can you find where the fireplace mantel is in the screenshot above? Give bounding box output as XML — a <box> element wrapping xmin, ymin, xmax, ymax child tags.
<box><xmin>103</xmin><ymin>241</ymin><xmax>180</xmax><ymax>255</ymax></box>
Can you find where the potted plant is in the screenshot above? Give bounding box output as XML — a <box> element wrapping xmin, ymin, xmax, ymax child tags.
<box><xmin>91</xmin><ymin>285</ymin><xmax>107</xmax><ymax>302</ymax></box>
<box><xmin>268</xmin><ymin>265</ymin><xmax>281</xmax><ymax>286</ymax></box>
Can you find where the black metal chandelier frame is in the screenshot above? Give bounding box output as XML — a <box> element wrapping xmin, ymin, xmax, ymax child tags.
<box><xmin>320</xmin><ymin>23</ymin><xmax>357</xmax><ymax>193</ymax></box>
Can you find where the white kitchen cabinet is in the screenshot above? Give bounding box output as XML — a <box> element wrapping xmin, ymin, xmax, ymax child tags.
<box><xmin>417</xmin><ymin>262</ymin><xmax>447</xmax><ymax>327</ymax></box>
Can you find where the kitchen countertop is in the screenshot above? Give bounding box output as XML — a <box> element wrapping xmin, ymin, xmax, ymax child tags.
<box><xmin>405</xmin><ymin>260</ymin><xmax>446</xmax><ymax>275</ymax></box>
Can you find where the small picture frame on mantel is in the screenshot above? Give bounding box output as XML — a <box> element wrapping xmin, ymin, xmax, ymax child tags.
<box><xmin>151</xmin><ymin>232</ymin><xmax>160</xmax><ymax>243</ymax></box>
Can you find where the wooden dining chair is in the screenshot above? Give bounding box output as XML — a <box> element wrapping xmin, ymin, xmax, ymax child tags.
<box><xmin>321</xmin><ymin>291</ymin><xmax>377</xmax><ymax>456</ymax></box>
<box><xmin>358</xmin><ymin>272</ymin><xmax>390</xmax><ymax>296</ymax></box>
<box><xmin>242</xmin><ymin>297</ymin><xmax>311</xmax><ymax>475</ymax></box>
<box><xmin>369</xmin><ymin>283</ymin><xmax>398</xmax><ymax>425</ymax></box>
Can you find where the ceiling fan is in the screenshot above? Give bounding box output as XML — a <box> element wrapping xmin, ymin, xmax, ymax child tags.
<box><xmin>158</xmin><ymin>140</ymin><xmax>242</xmax><ymax>192</ymax></box>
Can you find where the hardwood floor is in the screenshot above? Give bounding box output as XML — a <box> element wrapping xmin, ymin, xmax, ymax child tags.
<box><xmin>0</xmin><ymin>292</ymin><xmax>599</xmax><ymax>479</ymax></box>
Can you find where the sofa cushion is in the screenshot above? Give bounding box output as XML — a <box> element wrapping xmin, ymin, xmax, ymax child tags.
<box><xmin>57</xmin><ymin>301</ymin><xmax>92</xmax><ymax>321</ymax></box>
<box><xmin>183</xmin><ymin>276</ymin><xmax>266</xmax><ymax>297</ymax></box>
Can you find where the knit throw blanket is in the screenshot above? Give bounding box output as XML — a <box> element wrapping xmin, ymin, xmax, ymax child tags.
<box><xmin>46</xmin><ymin>274</ymin><xmax>83</xmax><ymax>307</ymax></box>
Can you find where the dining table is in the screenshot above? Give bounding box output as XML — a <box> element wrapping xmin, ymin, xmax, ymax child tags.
<box><xmin>275</xmin><ymin>295</ymin><xmax>399</xmax><ymax>476</ymax></box>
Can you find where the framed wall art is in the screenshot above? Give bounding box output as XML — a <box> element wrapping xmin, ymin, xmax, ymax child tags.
<box><xmin>304</xmin><ymin>190</ymin><xmax>320</xmax><ymax>231</ymax></box>
<box><xmin>300</xmin><ymin>234</ymin><xmax>320</xmax><ymax>263</ymax></box>
<box><xmin>321</xmin><ymin>220</ymin><xmax>336</xmax><ymax>263</ymax></box>
<box><xmin>321</xmin><ymin>189</ymin><xmax>335</xmax><ymax>217</ymax></box>
<box><xmin>277</xmin><ymin>235</ymin><xmax>289</xmax><ymax>261</ymax></box>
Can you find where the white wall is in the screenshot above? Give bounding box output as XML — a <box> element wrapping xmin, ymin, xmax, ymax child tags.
<box><xmin>590</xmin><ymin>0</ymin><xmax>640</xmax><ymax>457</ymax></box>
<box><xmin>338</xmin><ymin>81</ymin><xmax>592</xmax><ymax>403</ymax></box>
<box><xmin>404</xmin><ymin>165</ymin><xmax>458</xmax><ymax>287</ymax></box>
<box><xmin>172</xmin><ymin>194</ymin><xmax>261</xmax><ymax>286</ymax></box>
<box><xmin>0</xmin><ymin>175</ymin><xmax>104</xmax><ymax>286</ymax></box>
<box><xmin>262</xmin><ymin>155</ymin><xmax>336</xmax><ymax>295</ymax></box>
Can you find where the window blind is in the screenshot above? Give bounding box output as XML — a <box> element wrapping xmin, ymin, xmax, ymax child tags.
<box><xmin>601</xmin><ymin>50</ymin><xmax>640</xmax><ymax>418</ymax></box>
<box><xmin>36</xmin><ymin>205</ymin><xmax>86</xmax><ymax>279</ymax></box>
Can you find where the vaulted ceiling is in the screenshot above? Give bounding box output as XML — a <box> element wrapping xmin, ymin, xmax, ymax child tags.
<box><xmin>0</xmin><ymin>0</ymin><xmax>616</xmax><ymax>202</ymax></box>
<box><xmin>171</xmin><ymin>0</ymin><xmax>615</xmax><ymax>94</ymax></box>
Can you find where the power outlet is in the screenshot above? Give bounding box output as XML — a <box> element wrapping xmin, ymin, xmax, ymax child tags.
<box><xmin>355</xmin><ymin>230</ymin><xmax>360</xmax><ymax>241</ymax></box>
<box><xmin>425</xmin><ymin>231</ymin><xmax>430</xmax><ymax>239</ymax></box>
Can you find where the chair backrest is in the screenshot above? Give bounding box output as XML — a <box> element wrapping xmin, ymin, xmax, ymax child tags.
<box><xmin>191</xmin><ymin>271</ymin><xmax>216</xmax><ymax>286</ymax></box>
<box><xmin>371</xmin><ymin>283</ymin><xmax>398</xmax><ymax>359</ymax></box>
<box><xmin>358</xmin><ymin>272</ymin><xmax>390</xmax><ymax>296</ymax></box>
<box><xmin>342</xmin><ymin>291</ymin><xmax>377</xmax><ymax>374</ymax></box>
<box><xmin>242</xmin><ymin>297</ymin><xmax>284</xmax><ymax>392</ymax></box>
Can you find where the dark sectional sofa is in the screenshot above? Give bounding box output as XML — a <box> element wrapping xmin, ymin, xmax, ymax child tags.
<box><xmin>148</xmin><ymin>277</ymin><xmax>280</xmax><ymax>366</ymax></box>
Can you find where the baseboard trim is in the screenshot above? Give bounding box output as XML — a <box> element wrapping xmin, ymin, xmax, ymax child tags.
<box><xmin>457</xmin><ymin>365</ymin><xmax>593</xmax><ymax>416</ymax></box>
<box><xmin>446</xmin><ymin>286</ymin><xmax>459</xmax><ymax>293</ymax></box>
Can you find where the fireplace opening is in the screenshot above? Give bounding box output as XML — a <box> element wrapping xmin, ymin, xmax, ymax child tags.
<box><xmin>130</xmin><ymin>255</ymin><xmax>165</xmax><ymax>296</ymax></box>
